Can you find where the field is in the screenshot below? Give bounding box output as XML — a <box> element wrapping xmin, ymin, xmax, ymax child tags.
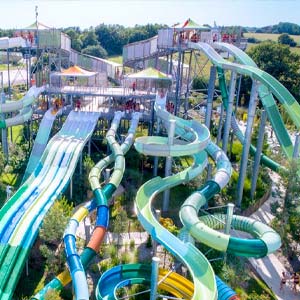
<box><xmin>244</xmin><ymin>32</ymin><xmax>300</xmax><ymax>44</ymax></box>
<box><xmin>244</xmin><ymin>32</ymin><xmax>300</xmax><ymax>54</ymax></box>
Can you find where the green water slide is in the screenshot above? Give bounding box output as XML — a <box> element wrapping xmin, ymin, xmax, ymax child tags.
<box><xmin>189</xmin><ymin>42</ymin><xmax>300</xmax><ymax>161</ymax></box>
<box><xmin>135</xmin><ymin>101</ymin><xmax>218</xmax><ymax>300</ymax></box>
<box><xmin>22</xmin><ymin>108</ymin><xmax>62</xmax><ymax>183</ymax></box>
<box><xmin>0</xmin><ymin>86</ymin><xmax>44</xmax><ymax>128</ymax></box>
<box><xmin>213</xmin><ymin>42</ymin><xmax>294</xmax><ymax>169</ymax></box>
<box><xmin>0</xmin><ymin>111</ymin><xmax>99</xmax><ymax>300</ymax></box>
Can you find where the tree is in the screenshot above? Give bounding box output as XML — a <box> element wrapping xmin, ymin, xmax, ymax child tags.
<box><xmin>81</xmin><ymin>45</ymin><xmax>107</xmax><ymax>59</ymax></box>
<box><xmin>112</xmin><ymin>209</ymin><xmax>128</xmax><ymax>245</ymax></box>
<box><xmin>278</xmin><ymin>33</ymin><xmax>297</xmax><ymax>47</ymax></box>
<box><xmin>247</xmin><ymin>41</ymin><xmax>300</xmax><ymax>101</ymax></box>
<box><xmin>39</xmin><ymin>195</ymin><xmax>73</xmax><ymax>245</ymax></box>
<box><xmin>39</xmin><ymin>196</ymin><xmax>73</xmax><ymax>275</ymax></box>
<box><xmin>80</xmin><ymin>28</ymin><xmax>99</xmax><ymax>49</ymax></box>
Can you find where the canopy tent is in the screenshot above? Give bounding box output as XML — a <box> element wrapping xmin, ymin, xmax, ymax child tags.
<box><xmin>173</xmin><ymin>18</ymin><xmax>210</xmax><ymax>31</ymax></box>
<box><xmin>25</xmin><ymin>21</ymin><xmax>51</xmax><ymax>30</ymax></box>
<box><xmin>60</xmin><ymin>65</ymin><xmax>97</xmax><ymax>77</ymax></box>
<box><xmin>127</xmin><ymin>67</ymin><xmax>172</xmax><ymax>81</ymax></box>
<box><xmin>50</xmin><ymin>65</ymin><xmax>99</xmax><ymax>87</ymax></box>
<box><xmin>126</xmin><ymin>67</ymin><xmax>172</xmax><ymax>91</ymax></box>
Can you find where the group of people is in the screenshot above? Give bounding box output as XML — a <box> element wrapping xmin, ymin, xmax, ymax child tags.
<box><xmin>124</xmin><ymin>99</ymin><xmax>140</xmax><ymax>112</ymax></box>
<box><xmin>166</xmin><ymin>100</ymin><xmax>175</xmax><ymax>113</ymax></box>
<box><xmin>221</xmin><ymin>33</ymin><xmax>238</xmax><ymax>43</ymax></box>
<box><xmin>14</xmin><ymin>30</ymin><xmax>36</xmax><ymax>46</ymax></box>
<box><xmin>280</xmin><ymin>271</ymin><xmax>300</xmax><ymax>293</ymax></box>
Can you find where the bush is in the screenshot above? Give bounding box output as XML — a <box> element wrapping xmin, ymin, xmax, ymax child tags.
<box><xmin>129</xmin><ymin>239</ymin><xmax>135</xmax><ymax>250</ymax></box>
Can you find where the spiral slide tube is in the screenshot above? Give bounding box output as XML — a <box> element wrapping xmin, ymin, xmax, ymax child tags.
<box><xmin>23</xmin><ymin>107</ymin><xmax>63</xmax><ymax>183</ymax></box>
<box><xmin>96</xmin><ymin>264</ymin><xmax>194</xmax><ymax>300</ymax></box>
<box><xmin>134</xmin><ymin>95</ymin><xmax>217</xmax><ymax>300</ymax></box>
<box><xmin>33</xmin><ymin>112</ymin><xmax>141</xmax><ymax>300</ymax></box>
<box><xmin>0</xmin><ymin>111</ymin><xmax>99</xmax><ymax>300</ymax></box>
<box><xmin>212</xmin><ymin>43</ymin><xmax>292</xmax><ymax>170</ymax></box>
<box><xmin>0</xmin><ymin>86</ymin><xmax>44</xmax><ymax>128</ymax></box>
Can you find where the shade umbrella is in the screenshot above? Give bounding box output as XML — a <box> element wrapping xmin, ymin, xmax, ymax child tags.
<box><xmin>127</xmin><ymin>67</ymin><xmax>172</xmax><ymax>81</ymax></box>
<box><xmin>127</xmin><ymin>67</ymin><xmax>172</xmax><ymax>91</ymax></box>
<box><xmin>173</xmin><ymin>18</ymin><xmax>210</xmax><ymax>30</ymax></box>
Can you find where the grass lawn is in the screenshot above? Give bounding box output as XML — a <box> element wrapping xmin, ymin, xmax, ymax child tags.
<box><xmin>108</xmin><ymin>55</ymin><xmax>123</xmax><ymax>64</ymax></box>
<box><xmin>244</xmin><ymin>32</ymin><xmax>300</xmax><ymax>44</ymax></box>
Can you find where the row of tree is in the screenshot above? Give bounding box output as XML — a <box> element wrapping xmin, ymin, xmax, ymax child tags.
<box><xmin>63</xmin><ymin>23</ymin><xmax>164</xmax><ymax>58</ymax></box>
<box><xmin>245</xmin><ymin>22</ymin><xmax>300</xmax><ymax>35</ymax></box>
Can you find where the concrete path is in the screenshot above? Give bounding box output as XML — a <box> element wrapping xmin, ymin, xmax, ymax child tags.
<box><xmin>245</xmin><ymin>172</ymin><xmax>299</xmax><ymax>300</ymax></box>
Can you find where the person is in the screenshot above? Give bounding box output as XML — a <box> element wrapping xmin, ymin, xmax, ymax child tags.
<box><xmin>132</xmin><ymin>82</ymin><xmax>136</xmax><ymax>92</ymax></box>
<box><xmin>280</xmin><ymin>272</ymin><xmax>288</xmax><ymax>290</ymax></box>
<box><xmin>76</xmin><ymin>99</ymin><xmax>81</xmax><ymax>111</ymax></box>
<box><xmin>291</xmin><ymin>272</ymin><xmax>300</xmax><ymax>293</ymax></box>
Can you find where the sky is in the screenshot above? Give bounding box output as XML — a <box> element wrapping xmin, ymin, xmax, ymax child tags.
<box><xmin>1</xmin><ymin>0</ymin><xmax>300</xmax><ymax>30</ymax></box>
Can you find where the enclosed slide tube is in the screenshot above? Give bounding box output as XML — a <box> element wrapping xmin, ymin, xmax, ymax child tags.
<box><xmin>96</xmin><ymin>264</ymin><xmax>194</xmax><ymax>300</ymax></box>
<box><xmin>179</xmin><ymin>128</ymin><xmax>281</xmax><ymax>258</ymax></box>
<box><xmin>0</xmin><ymin>85</ymin><xmax>44</xmax><ymax>128</ymax></box>
<box><xmin>134</xmin><ymin>94</ymin><xmax>219</xmax><ymax>300</ymax></box>
<box><xmin>33</xmin><ymin>112</ymin><xmax>140</xmax><ymax>300</ymax></box>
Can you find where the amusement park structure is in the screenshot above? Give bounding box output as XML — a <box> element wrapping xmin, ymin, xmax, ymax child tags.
<box><xmin>0</xmin><ymin>17</ymin><xmax>298</xmax><ymax>300</ymax></box>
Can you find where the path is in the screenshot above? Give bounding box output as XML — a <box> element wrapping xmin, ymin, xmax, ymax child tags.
<box><xmin>245</xmin><ymin>172</ymin><xmax>299</xmax><ymax>300</ymax></box>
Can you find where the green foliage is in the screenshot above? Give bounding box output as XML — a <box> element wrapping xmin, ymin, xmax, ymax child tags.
<box><xmin>230</xmin><ymin>141</ymin><xmax>243</xmax><ymax>162</ymax></box>
<box><xmin>247</xmin><ymin>41</ymin><xmax>300</xmax><ymax>101</ymax></box>
<box><xmin>44</xmin><ymin>289</ymin><xmax>63</xmax><ymax>300</ymax></box>
<box><xmin>82</xmin><ymin>45</ymin><xmax>108</xmax><ymax>59</ymax></box>
<box><xmin>278</xmin><ymin>33</ymin><xmax>297</xmax><ymax>47</ymax></box>
<box><xmin>129</xmin><ymin>239</ymin><xmax>135</xmax><ymax>250</ymax></box>
<box><xmin>219</xmin><ymin>256</ymin><xmax>250</xmax><ymax>289</ymax></box>
<box><xmin>288</xmin><ymin>211</ymin><xmax>300</xmax><ymax>242</ymax></box>
<box><xmin>39</xmin><ymin>195</ymin><xmax>73</xmax><ymax>244</ymax></box>
<box><xmin>80</xmin><ymin>29</ymin><xmax>99</xmax><ymax>48</ymax></box>
<box><xmin>146</xmin><ymin>234</ymin><xmax>152</xmax><ymax>248</ymax></box>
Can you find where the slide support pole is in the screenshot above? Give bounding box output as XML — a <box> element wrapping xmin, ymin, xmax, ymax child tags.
<box><xmin>251</xmin><ymin>109</ymin><xmax>267</xmax><ymax>199</ymax></box>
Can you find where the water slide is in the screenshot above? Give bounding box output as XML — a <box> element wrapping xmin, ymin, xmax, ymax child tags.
<box><xmin>96</xmin><ymin>264</ymin><xmax>194</xmax><ymax>300</ymax></box>
<box><xmin>0</xmin><ymin>85</ymin><xmax>44</xmax><ymax>128</ymax></box>
<box><xmin>0</xmin><ymin>111</ymin><xmax>99</xmax><ymax>300</ymax></box>
<box><xmin>211</xmin><ymin>43</ymin><xmax>294</xmax><ymax>171</ymax></box>
<box><xmin>189</xmin><ymin>42</ymin><xmax>300</xmax><ymax>161</ymax></box>
<box><xmin>22</xmin><ymin>107</ymin><xmax>62</xmax><ymax>182</ymax></box>
<box><xmin>33</xmin><ymin>112</ymin><xmax>141</xmax><ymax>300</ymax></box>
<box><xmin>132</xmin><ymin>91</ymin><xmax>281</xmax><ymax>299</ymax></box>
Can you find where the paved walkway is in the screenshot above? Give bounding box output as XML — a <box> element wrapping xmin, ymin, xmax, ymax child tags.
<box><xmin>245</xmin><ymin>173</ymin><xmax>299</xmax><ymax>300</ymax></box>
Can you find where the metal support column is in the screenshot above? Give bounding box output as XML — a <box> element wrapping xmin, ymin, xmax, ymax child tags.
<box><xmin>222</xmin><ymin>71</ymin><xmax>237</xmax><ymax>153</ymax></box>
<box><xmin>88</xmin><ymin>138</ymin><xmax>91</xmax><ymax>156</ymax></box>
<box><xmin>150</xmin><ymin>257</ymin><xmax>160</xmax><ymax>300</ymax></box>
<box><xmin>1</xmin><ymin>93</ymin><xmax>8</xmax><ymax>159</ymax></box>
<box><xmin>153</xmin><ymin>210</ymin><xmax>161</xmax><ymax>256</ymax></box>
<box><xmin>250</xmin><ymin>110</ymin><xmax>267</xmax><ymax>199</ymax></box>
<box><xmin>237</xmin><ymin>81</ymin><xmax>259</xmax><ymax>207</ymax></box>
<box><xmin>70</xmin><ymin>176</ymin><xmax>73</xmax><ymax>200</ymax></box>
<box><xmin>205</xmin><ymin>66</ymin><xmax>217</xmax><ymax>129</ymax></box>
<box><xmin>163</xmin><ymin>119</ymin><xmax>176</xmax><ymax>213</ymax></box>
<box><xmin>216</xmin><ymin>103</ymin><xmax>224</xmax><ymax>146</ymax></box>
<box><xmin>225</xmin><ymin>203</ymin><xmax>234</xmax><ymax>234</ymax></box>
<box><xmin>184</xmin><ymin>51</ymin><xmax>193</xmax><ymax>118</ymax></box>
<box><xmin>174</xmin><ymin>50</ymin><xmax>182</xmax><ymax>116</ymax></box>
<box><xmin>293</xmin><ymin>133</ymin><xmax>300</xmax><ymax>159</ymax></box>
